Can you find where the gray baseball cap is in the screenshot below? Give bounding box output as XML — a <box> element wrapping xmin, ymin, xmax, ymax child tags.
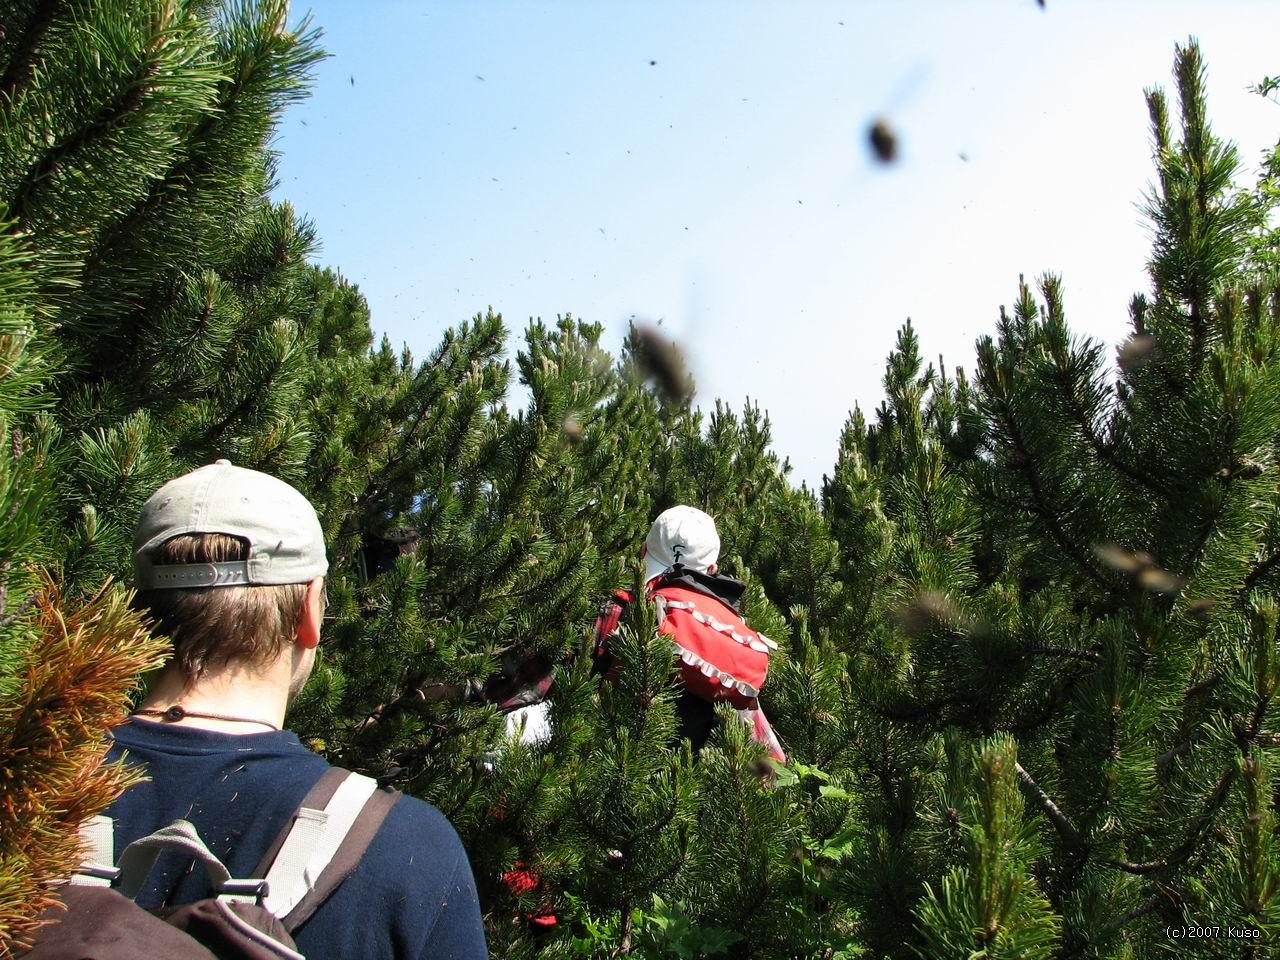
<box><xmin>134</xmin><ymin>460</ymin><xmax>328</xmax><ymax>590</ymax></box>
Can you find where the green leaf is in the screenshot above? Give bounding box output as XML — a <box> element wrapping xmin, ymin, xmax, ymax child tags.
<box><xmin>789</xmin><ymin>760</ymin><xmax>831</xmax><ymax>782</ymax></box>
<box><xmin>692</xmin><ymin>926</ymin><xmax>744</xmax><ymax>954</ymax></box>
<box><xmin>773</xmin><ymin>764</ymin><xmax>800</xmax><ymax>788</ymax></box>
<box><xmin>818</xmin><ymin>825</ymin><xmax>861</xmax><ymax>861</ymax></box>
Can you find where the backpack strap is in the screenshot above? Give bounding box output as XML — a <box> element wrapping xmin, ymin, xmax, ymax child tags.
<box><xmin>114</xmin><ymin>819</ymin><xmax>233</xmax><ymax>899</ymax></box>
<box><xmin>251</xmin><ymin>767</ymin><xmax>348</xmax><ymax>882</ymax></box>
<box><xmin>258</xmin><ymin>768</ymin><xmax>400</xmax><ymax>931</ymax></box>
<box><xmin>70</xmin><ymin>814</ymin><xmax>118</xmax><ymax>887</ymax></box>
<box><xmin>77</xmin><ymin>815</ymin><xmax>270</xmax><ymax>902</ymax></box>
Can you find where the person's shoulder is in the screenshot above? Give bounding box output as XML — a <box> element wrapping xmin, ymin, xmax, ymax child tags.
<box><xmin>365</xmin><ymin>790</ymin><xmax>471</xmax><ymax>885</ymax></box>
<box><xmin>107</xmin><ymin>717</ymin><xmax>322</xmax><ymax>761</ymax></box>
<box><xmin>385</xmin><ymin>791</ymin><xmax>464</xmax><ymax>842</ymax></box>
<box><xmin>341</xmin><ymin>791</ymin><xmax>485</xmax><ymax>954</ymax></box>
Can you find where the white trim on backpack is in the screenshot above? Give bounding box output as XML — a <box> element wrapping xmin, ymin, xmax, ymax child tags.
<box><xmin>672</xmin><ymin>641</ymin><xmax>760</xmax><ymax>699</ymax></box>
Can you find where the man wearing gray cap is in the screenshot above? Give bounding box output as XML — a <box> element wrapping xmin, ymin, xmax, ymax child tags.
<box><xmin>103</xmin><ymin>461</ymin><xmax>489</xmax><ymax>959</ymax></box>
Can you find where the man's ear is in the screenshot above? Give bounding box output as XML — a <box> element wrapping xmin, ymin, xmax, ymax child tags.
<box><xmin>296</xmin><ymin>578</ymin><xmax>324</xmax><ymax>650</ymax></box>
<box><xmin>707</xmin><ymin>563</ymin><xmax>718</xmax><ymax>575</ymax></box>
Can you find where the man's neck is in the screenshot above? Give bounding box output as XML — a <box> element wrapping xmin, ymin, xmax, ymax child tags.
<box><xmin>139</xmin><ymin>662</ymin><xmax>289</xmax><ymax>735</ymax></box>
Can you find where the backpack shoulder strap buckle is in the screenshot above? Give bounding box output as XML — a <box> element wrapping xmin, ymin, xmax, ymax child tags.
<box><xmin>217</xmin><ymin>878</ymin><xmax>270</xmax><ymax>904</ymax></box>
<box><xmin>75</xmin><ymin>863</ymin><xmax>122</xmax><ymax>885</ymax></box>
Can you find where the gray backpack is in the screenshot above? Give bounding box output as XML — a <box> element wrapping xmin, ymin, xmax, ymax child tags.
<box><xmin>19</xmin><ymin>768</ymin><xmax>399</xmax><ymax>960</ymax></box>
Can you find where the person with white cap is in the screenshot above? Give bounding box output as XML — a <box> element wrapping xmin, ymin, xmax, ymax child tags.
<box><xmin>98</xmin><ymin>460</ymin><xmax>489</xmax><ymax>959</ymax></box>
<box><xmin>594</xmin><ymin>505</ymin><xmax>786</xmax><ymax>761</ymax></box>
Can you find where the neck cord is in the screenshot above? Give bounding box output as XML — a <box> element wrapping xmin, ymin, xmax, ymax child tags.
<box><xmin>133</xmin><ymin>704</ymin><xmax>280</xmax><ymax>732</ymax></box>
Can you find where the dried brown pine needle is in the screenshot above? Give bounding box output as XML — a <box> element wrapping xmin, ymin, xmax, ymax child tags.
<box><xmin>0</xmin><ymin>577</ymin><xmax>168</xmax><ymax>950</ymax></box>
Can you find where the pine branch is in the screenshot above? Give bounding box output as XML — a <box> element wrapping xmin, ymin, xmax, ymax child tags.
<box><xmin>1184</xmin><ymin>672</ymin><xmax>1220</xmax><ymax>701</ymax></box>
<box><xmin>1014</xmin><ymin>761</ymin><xmax>1085</xmax><ymax>850</ymax></box>
<box><xmin>1189</xmin><ymin>297</ymin><xmax>1207</xmax><ymax>381</ymax></box>
<box><xmin>80</xmin><ymin>11</ymin><xmax>321</xmax><ymax>273</ymax></box>
<box><xmin>1015</xmin><ymin>458</ymin><xmax>1108</xmax><ymax>588</ymax></box>
<box><xmin>0</xmin><ymin>593</ymin><xmax>34</xmax><ymax>629</ymax></box>
<box><xmin>1243</xmin><ymin>548</ymin><xmax>1280</xmax><ymax>590</ymax></box>
<box><xmin>1008</xmin><ymin>666</ymin><xmax>1094</xmax><ymax>735</ymax></box>
<box><xmin>198</xmin><ymin>344</ymin><xmax>290</xmax><ymax>447</ymax></box>
<box><xmin>1107</xmin><ymin>761</ymin><xmax>1237</xmax><ymax>874</ymax></box>
<box><xmin>876</xmin><ymin>692</ymin><xmax>958</xmax><ymax>723</ymax></box>
<box><xmin>0</xmin><ymin>0</ymin><xmax>62</xmax><ymax>100</ymax></box>
<box><xmin>1063</xmin><ymin>892</ymin><xmax>1167</xmax><ymax>958</ymax></box>
<box><xmin>1053</xmin><ymin>358</ymin><xmax>1170</xmax><ymax>497</ymax></box>
<box><xmin>1025</xmin><ymin>645</ymin><xmax>1102</xmax><ymax>664</ymax></box>
<box><xmin>567</xmin><ymin>776</ymin><xmax>620</xmax><ymax>851</ymax></box>
<box><xmin>7</xmin><ymin>6</ymin><xmax>173</xmax><ymax>223</ymax></box>
<box><xmin>616</xmin><ymin>894</ymin><xmax>634</xmax><ymax>956</ymax></box>
<box><xmin>1181</xmin><ymin>475</ymin><xmax>1237</xmax><ymax>586</ymax></box>
<box><xmin>1155</xmin><ymin>739</ymin><xmax>1191</xmax><ymax>776</ymax></box>
<box><xmin>340</xmin><ymin>395</ymin><xmax>449</xmax><ymax>540</ymax></box>
<box><xmin>991</xmin><ymin>393</ymin><xmax>1111</xmax><ymax>590</ymax></box>
<box><xmin>438</xmin><ymin>762</ymin><xmax>487</xmax><ymax>825</ymax></box>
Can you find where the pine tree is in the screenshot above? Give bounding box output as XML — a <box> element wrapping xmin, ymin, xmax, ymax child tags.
<box><xmin>0</xmin><ymin>1</ymin><xmax>354</xmax><ymax>949</ymax></box>
<box><xmin>823</xmin><ymin>40</ymin><xmax>1280</xmax><ymax>960</ymax></box>
<box><xmin>0</xmin><ymin>210</ymin><xmax>171</xmax><ymax>952</ymax></box>
<box><xmin>6</xmin><ymin>7</ymin><xmax>1280</xmax><ymax>959</ymax></box>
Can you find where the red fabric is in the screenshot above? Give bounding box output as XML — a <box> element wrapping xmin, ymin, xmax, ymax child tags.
<box><xmin>501</xmin><ymin>862</ymin><xmax>557</xmax><ymax>927</ymax></box>
<box><xmin>594</xmin><ymin>582</ymin><xmax>785</xmax><ymax>756</ymax></box>
<box><xmin>503</xmin><ymin>865</ymin><xmax>540</xmax><ymax>896</ymax></box>
<box><xmin>655</xmin><ymin>585</ymin><xmax>769</xmax><ymax>709</ymax></box>
<box><xmin>592</xmin><ymin>590</ymin><xmax>631</xmax><ymax>682</ymax></box>
<box><xmin>741</xmin><ymin>706</ymin><xmax>787</xmax><ymax>763</ymax></box>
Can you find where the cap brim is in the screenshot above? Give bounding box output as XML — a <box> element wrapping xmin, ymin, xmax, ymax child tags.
<box><xmin>644</xmin><ymin>553</ymin><xmax>670</xmax><ymax>585</ymax></box>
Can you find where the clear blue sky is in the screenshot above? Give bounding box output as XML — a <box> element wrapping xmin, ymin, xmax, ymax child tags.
<box><xmin>273</xmin><ymin>1</ymin><xmax>1280</xmax><ymax>489</ymax></box>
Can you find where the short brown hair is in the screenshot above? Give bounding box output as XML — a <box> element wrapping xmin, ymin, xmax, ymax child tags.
<box><xmin>134</xmin><ymin>533</ymin><xmax>317</xmax><ymax>682</ymax></box>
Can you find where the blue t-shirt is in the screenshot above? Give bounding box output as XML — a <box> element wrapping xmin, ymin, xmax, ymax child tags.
<box><xmin>105</xmin><ymin>719</ymin><xmax>489</xmax><ymax>960</ymax></box>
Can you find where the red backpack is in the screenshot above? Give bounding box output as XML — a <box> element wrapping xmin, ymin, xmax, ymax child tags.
<box><xmin>596</xmin><ymin>572</ymin><xmax>777</xmax><ymax>710</ymax></box>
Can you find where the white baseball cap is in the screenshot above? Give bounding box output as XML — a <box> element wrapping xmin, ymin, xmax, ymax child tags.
<box><xmin>134</xmin><ymin>460</ymin><xmax>328</xmax><ymax>590</ymax></box>
<box><xmin>644</xmin><ymin>505</ymin><xmax>720</xmax><ymax>583</ymax></box>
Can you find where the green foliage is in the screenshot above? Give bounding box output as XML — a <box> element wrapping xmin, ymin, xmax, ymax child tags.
<box><xmin>0</xmin><ymin>0</ymin><xmax>351</xmax><ymax>949</ymax></box>
<box><xmin>6</xmin><ymin>15</ymin><xmax>1280</xmax><ymax>960</ymax></box>
<box><xmin>833</xmin><ymin>39</ymin><xmax>1280</xmax><ymax>960</ymax></box>
<box><xmin>634</xmin><ymin>895</ymin><xmax>744</xmax><ymax>959</ymax></box>
<box><xmin>913</xmin><ymin>736</ymin><xmax>1060</xmax><ymax>960</ymax></box>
